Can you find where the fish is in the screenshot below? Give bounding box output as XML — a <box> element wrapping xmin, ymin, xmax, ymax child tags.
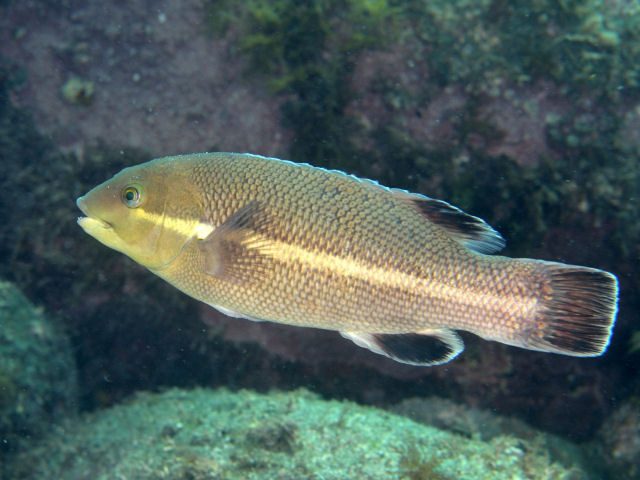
<box><xmin>76</xmin><ymin>153</ymin><xmax>618</xmax><ymax>366</ymax></box>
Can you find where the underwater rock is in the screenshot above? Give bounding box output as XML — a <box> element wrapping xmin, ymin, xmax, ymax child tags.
<box><xmin>0</xmin><ymin>0</ymin><xmax>289</xmax><ymax>156</ymax></box>
<box><xmin>0</xmin><ymin>280</ymin><xmax>78</xmax><ymax>454</ymax></box>
<box><xmin>595</xmin><ymin>399</ymin><xmax>640</xmax><ymax>479</ymax></box>
<box><xmin>6</xmin><ymin>387</ymin><xmax>589</xmax><ymax>480</ymax></box>
<box><xmin>393</xmin><ymin>396</ymin><xmax>551</xmax><ymax>441</ymax></box>
<box><xmin>391</xmin><ymin>396</ymin><xmax>590</xmax><ymax>472</ymax></box>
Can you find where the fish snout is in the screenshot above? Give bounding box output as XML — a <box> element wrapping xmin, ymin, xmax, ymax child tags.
<box><xmin>76</xmin><ymin>195</ymin><xmax>89</xmax><ymax>216</ymax></box>
<box><xmin>76</xmin><ymin>195</ymin><xmax>112</xmax><ymax>231</ymax></box>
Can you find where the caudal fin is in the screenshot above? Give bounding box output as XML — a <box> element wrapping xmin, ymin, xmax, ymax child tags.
<box><xmin>530</xmin><ymin>263</ymin><xmax>618</xmax><ymax>356</ymax></box>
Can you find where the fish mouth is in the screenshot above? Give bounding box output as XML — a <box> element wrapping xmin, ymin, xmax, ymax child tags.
<box><xmin>76</xmin><ymin>196</ymin><xmax>112</xmax><ymax>230</ymax></box>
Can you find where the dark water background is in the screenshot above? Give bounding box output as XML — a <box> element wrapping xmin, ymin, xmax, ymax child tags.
<box><xmin>1</xmin><ymin>1</ymin><xmax>639</xmax><ymax>478</ymax></box>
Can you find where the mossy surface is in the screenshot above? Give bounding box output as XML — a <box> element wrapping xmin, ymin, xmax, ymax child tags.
<box><xmin>6</xmin><ymin>387</ymin><xmax>589</xmax><ymax>480</ymax></box>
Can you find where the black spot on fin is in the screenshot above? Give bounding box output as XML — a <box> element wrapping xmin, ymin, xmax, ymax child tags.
<box><xmin>198</xmin><ymin>201</ymin><xmax>276</xmax><ymax>284</ymax></box>
<box><xmin>392</xmin><ymin>190</ymin><xmax>505</xmax><ymax>254</ymax></box>
<box><xmin>341</xmin><ymin>329</ymin><xmax>464</xmax><ymax>366</ymax></box>
<box><xmin>524</xmin><ymin>262</ymin><xmax>618</xmax><ymax>357</ymax></box>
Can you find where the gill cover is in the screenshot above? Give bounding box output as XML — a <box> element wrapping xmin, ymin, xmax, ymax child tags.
<box><xmin>77</xmin><ymin>160</ymin><xmax>202</xmax><ymax>269</ymax></box>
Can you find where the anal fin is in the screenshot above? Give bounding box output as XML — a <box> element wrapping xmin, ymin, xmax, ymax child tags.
<box><xmin>341</xmin><ymin>329</ymin><xmax>464</xmax><ymax>366</ymax></box>
<box><xmin>207</xmin><ymin>303</ymin><xmax>267</xmax><ymax>322</ymax></box>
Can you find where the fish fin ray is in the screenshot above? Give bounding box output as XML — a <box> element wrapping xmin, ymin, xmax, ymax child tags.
<box><xmin>340</xmin><ymin>329</ymin><xmax>464</xmax><ymax>366</ymax></box>
<box><xmin>198</xmin><ymin>201</ymin><xmax>275</xmax><ymax>283</ymax></box>
<box><xmin>522</xmin><ymin>262</ymin><xmax>618</xmax><ymax>356</ymax></box>
<box><xmin>392</xmin><ymin>190</ymin><xmax>505</xmax><ymax>254</ymax></box>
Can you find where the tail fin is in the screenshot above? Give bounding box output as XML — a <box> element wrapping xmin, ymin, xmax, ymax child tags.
<box><xmin>530</xmin><ymin>263</ymin><xmax>618</xmax><ymax>356</ymax></box>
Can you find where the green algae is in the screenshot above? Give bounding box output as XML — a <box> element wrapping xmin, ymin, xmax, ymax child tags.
<box><xmin>206</xmin><ymin>0</ymin><xmax>395</xmax><ymax>171</ymax></box>
<box><xmin>6</xmin><ymin>387</ymin><xmax>589</xmax><ymax>479</ymax></box>
<box><xmin>404</xmin><ymin>0</ymin><xmax>640</xmax><ymax>100</ymax></box>
<box><xmin>208</xmin><ymin>0</ymin><xmax>640</xmax><ymax>134</ymax></box>
<box><xmin>398</xmin><ymin>443</ymin><xmax>453</xmax><ymax>480</ymax></box>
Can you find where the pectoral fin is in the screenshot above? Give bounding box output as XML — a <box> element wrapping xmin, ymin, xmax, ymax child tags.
<box><xmin>341</xmin><ymin>329</ymin><xmax>464</xmax><ymax>366</ymax></box>
<box><xmin>197</xmin><ymin>201</ymin><xmax>275</xmax><ymax>284</ymax></box>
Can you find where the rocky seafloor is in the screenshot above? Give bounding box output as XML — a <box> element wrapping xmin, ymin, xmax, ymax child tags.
<box><xmin>6</xmin><ymin>387</ymin><xmax>592</xmax><ymax>480</ymax></box>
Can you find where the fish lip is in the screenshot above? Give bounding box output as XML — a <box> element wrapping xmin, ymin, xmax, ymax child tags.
<box><xmin>76</xmin><ymin>195</ymin><xmax>112</xmax><ymax>229</ymax></box>
<box><xmin>76</xmin><ymin>195</ymin><xmax>90</xmax><ymax>215</ymax></box>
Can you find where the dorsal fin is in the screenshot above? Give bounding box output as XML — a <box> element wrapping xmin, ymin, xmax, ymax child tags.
<box><xmin>391</xmin><ymin>190</ymin><xmax>505</xmax><ymax>254</ymax></box>
<box><xmin>263</xmin><ymin>159</ymin><xmax>504</xmax><ymax>254</ymax></box>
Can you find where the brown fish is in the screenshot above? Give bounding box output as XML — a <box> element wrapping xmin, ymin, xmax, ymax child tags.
<box><xmin>76</xmin><ymin>153</ymin><xmax>618</xmax><ymax>365</ymax></box>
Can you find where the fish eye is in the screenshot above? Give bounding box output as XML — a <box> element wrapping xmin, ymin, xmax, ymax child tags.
<box><xmin>121</xmin><ymin>185</ymin><xmax>143</xmax><ymax>208</ymax></box>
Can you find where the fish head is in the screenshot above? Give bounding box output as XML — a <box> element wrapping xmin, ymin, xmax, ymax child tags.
<box><xmin>76</xmin><ymin>160</ymin><xmax>203</xmax><ymax>270</ymax></box>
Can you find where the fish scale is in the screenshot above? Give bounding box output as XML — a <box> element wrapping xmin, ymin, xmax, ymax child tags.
<box><xmin>77</xmin><ymin>152</ymin><xmax>618</xmax><ymax>366</ymax></box>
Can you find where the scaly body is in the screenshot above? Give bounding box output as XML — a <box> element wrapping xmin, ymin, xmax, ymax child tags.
<box><xmin>77</xmin><ymin>153</ymin><xmax>618</xmax><ymax>365</ymax></box>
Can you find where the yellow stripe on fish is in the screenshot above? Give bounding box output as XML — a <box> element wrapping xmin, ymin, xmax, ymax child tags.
<box><xmin>242</xmin><ymin>230</ymin><xmax>536</xmax><ymax>317</ymax></box>
<box><xmin>76</xmin><ymin>152</ymin><xmax>618</xmax><ymax>366</ymax></box>
<box><xmin>138</xmin><ymin>209</ymin><xmax>215</xmax><ymax>240</ymax></box>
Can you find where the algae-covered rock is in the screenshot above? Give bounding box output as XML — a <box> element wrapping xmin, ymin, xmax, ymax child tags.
<box><xmin>0</xmin><ymin>280</ymin><xmax>78</xmax><ymax>453</ymax></box>
<box><xmin>8</xmin><ymin>387</ymin><xmax>588</xmax><ymax>479</ymax></box>
<box><xmin>391</xmin><ymin>396</ymin><xmax>593</xmax><ymax>475</ymax></box>
<box><xmin>595</xmin><ymin>399</ymin><xmax>640</xmax><ymax>479</ymax></box>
